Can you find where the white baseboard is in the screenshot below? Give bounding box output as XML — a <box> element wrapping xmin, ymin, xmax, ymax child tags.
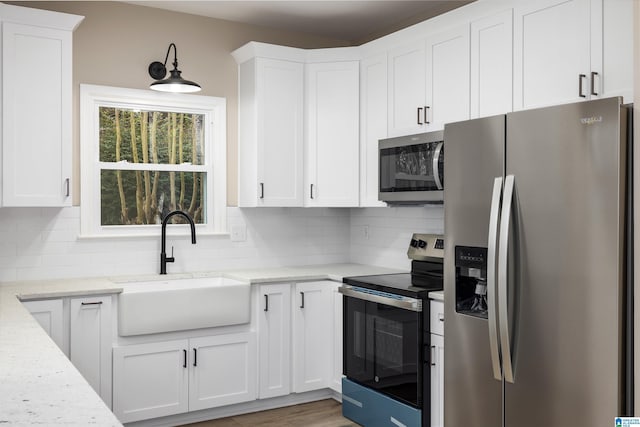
<box><xmin>125</xmin><ymin>388</ymin><xmax>341</xmax><ymax>427</ymax></box>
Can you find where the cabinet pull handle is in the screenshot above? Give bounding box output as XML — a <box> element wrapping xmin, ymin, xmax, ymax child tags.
<box><xmin>431</xmin><ymin>345</ymin><xmax>436</xmax><ymax>366</ymax></box>
<box><xmin>438</xmin><ymin>313</ymin><xmax>444</xmax><ymax>322</ymax></box>
<box><xmin>64</xmin><ymin>178</ymin><xmax>70</xmax><ymax>197</ymax></box>
<box><xmin>300</xmin><ymin>291</ymin><xmax>305</xmax><ymax>309</ymax></box>
<box><xmin>260</xmin><ymin>183</ymin><xmax>264</xmax><ymax>199</ymax></box>
<box><xmin>578</xmin><ymin>74</ymin><xmax>587</xmax><ymax>98</ymax></box>
<box><xmin>183</xmin><ymin>349</ymin><xmax>187</xmax><ymax>368</ymax></box>
<box><xmin>590</xmin><ymin>71</ymin><xmax>598</xmax><ymax>96</ymax></box>
<box><xmin>80</xmin><ymin>301</ymin><xmax>103</xmax><ymax>307</ymax></box>
<box><xmin>424</xmin><ymin>106</ymin><xmax>430</xmax><ymax>124</ymax></box>
<box><xmin>193</xmin><ymin>348</ymin><xmax>197</xmax><ymax>367</ymax></box>
<box><xmin>310</xmin><ymin>184</ymin><xmax>314</xmax><ymax>199</ymax></box>
<box><xmin>264</xmin><ymin>294</ymin><xmax>269</xmax><ymax>312</ymax></box>
<box><xmin>417</xmin><ymin>107</ymin><xmax>423</xmax><ymax>125</ymax></box>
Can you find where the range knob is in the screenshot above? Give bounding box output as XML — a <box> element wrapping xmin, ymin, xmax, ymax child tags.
<box><xmin>410</xmin><ymin>239</ymin><xmax>419</xmax><ymax>248</ymax></box>
<box><xmin>418</xmin><ymin>239</ymin><xmax>427</xmax><ymax>248</ymax></box>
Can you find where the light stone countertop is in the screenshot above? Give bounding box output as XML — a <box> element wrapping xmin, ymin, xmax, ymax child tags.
<box><xmin>0</xmin><ymin>263</ymin><xmax>408</xmax><ymax>426</ymax></box>
<box><xmin>429</xmin><ymin>290</ymin><xmax>444</xmax><ymax>301</ymax></box>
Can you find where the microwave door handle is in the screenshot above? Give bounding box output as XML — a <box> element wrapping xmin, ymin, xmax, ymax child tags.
<box><xmin>487</xmin><ymin>176</ymin><xmax>503</xmax><ymax>381</ymax></box>
<box><xmin>499</xmin><ymin>174</ymin><xmax>516</xmax><ymax>383</ymax></box>
<box><xmin>432</xmin><ymin>142</ymin><xmax>444</xmax><ymax>190</ymax></box>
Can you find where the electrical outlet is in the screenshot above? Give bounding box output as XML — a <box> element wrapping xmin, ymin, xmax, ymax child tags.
<box><xmin>230</xmin><ymin>224</ymin><xmax>247</xmax><ymax>242</ymax></box>
<box><xmin>364</xmin><ymin>225</ymin><xmax>370</xmax><ymax>240</ymax></box>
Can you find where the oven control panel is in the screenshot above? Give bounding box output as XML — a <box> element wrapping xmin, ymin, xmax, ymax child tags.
<box><xmin>407</xmin><ymin>233</ymin><xmax>444</xmax><ymax>261</ymax></box>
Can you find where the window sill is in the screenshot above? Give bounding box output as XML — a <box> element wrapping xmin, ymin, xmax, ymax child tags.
<box><xmin>77</xmin><ymin>231</ymin><xmax>230</xmax><ymax>240</ymax></box>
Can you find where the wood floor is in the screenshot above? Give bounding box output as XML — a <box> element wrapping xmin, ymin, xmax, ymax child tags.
<box><xmin>181</xmin><ymin>399</ymin><xmax>359</xmax><ymax>427</ymax></box>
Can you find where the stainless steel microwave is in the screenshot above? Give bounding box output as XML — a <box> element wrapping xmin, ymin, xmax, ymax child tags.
<box><xmin>378</xmin><ymin>130</ymin><xmax>444</xmax><ymax>204</ymax></box>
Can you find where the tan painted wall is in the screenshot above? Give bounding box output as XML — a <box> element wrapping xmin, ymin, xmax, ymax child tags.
<box><xmin>8</xmin><ymin>1</ymin><xmax>349</xmax><ymax>206</ymax></box>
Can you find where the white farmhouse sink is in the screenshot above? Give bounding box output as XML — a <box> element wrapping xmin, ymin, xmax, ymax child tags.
<box><xmin>118</xmin><ymin>277</ymin><xmax>250</xmax><ymax>336</ymax></box>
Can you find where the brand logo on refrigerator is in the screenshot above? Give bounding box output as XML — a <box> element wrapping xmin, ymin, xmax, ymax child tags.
<box><xmin>580</xmin><ymin>116</ymin><xmax>603</xmax><ymax>125</ymax></box>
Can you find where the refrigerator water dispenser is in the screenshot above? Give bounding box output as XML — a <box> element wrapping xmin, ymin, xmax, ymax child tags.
<box><xmin>455</xmin><ymin>246</ymin><xmax>488</xmax><ymax>318</ymax></box>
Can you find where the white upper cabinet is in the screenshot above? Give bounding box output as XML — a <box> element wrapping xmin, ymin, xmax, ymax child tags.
<box><xmin>470</xmin><ymin>9</ymin><xmax>513</xmax><ymax>118</ymax></box>
<box><xmin>387</xmin><ymin>42</ymin><xmax>427</xmax><ymax>137</ymax></box>
<box><xmin>595</xmin><ymin>0</ymin><xmax>633</xmax><ymax>102</ymax></box>
<box><xmin>513</xmin><ymin>0</ymin><xmax>592</xmax><ymax>110</ymax></box>
<box><xmin>514</xmin><ymin>0</ymin><xmax>633</xmax><ymax>107</ymax></box>
<box><xmin>1</xmin><ymin>4</ymin><xmax>83</xmax><ymax>207</ymax></box>
<box><xmin>236</xmin><ymin>56</ymin><xmax>304</xmax><ymax>207</ymax></box>
<box><xmin>424</xmin><ymin>25</ymin><xmax>470</xmax><ymax>130</ymax></box>
<box><xmin>304</xmin><ymin>60</ymin><xmax>359</xmax><ymax>207</ymax></box>
<box><xmin>387</xmin><ymin>23</ymin><xmax>470</xmax><ymax>136</ymax></box>
<box><xmin>359</xmin><ymin>53</ymin><xmax>387</xmax><ymax>207</ymax></box>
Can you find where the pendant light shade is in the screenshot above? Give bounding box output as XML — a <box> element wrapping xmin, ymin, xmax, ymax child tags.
<box><xmin>149</xmin><ymin>43</ymin><xmax>201</xmax><ymax>93</ymax></box>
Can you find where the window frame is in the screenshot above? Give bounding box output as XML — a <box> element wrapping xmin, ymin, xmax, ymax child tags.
<box><xmin>80</xmin><ymin>84</ymin><xmax>227</xmax><ymax>237</ymax></box>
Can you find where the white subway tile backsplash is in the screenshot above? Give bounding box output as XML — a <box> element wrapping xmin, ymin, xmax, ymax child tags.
<box><xmin>0</xmin><ymin>204</ymin><xmax>444</xmax><ymax>282</ymax></box>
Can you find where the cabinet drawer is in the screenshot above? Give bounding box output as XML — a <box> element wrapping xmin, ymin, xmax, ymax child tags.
<box><xmin>430</xmin><ymin>300</ymin><xmax>444</xmax><ymax>335</ymax></box>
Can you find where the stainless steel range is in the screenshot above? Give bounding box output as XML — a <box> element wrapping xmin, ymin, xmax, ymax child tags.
<box><xmin>340</xmin><ymin>234</ymin><xmax>444</xmax><ymax>427</ymax></box>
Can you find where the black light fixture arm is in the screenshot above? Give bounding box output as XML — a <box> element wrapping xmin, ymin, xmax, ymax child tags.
<box><xmin>163</xmin><ymin>43</ymin><xmax>178</xmax><ymax>70</ymax></box>
<box><xmin>149</xmin><ymin>42</ymin><xmax>181</xmax><ymax>81</ymax></box>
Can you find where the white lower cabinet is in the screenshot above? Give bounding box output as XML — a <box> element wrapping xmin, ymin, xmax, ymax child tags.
<box><xmin>430</xmin><ymin>300</ymin><xmax>445</xmax><ymax>427</ymax></box>
<box><xmin>293</xmin><ymin>281</ymin><xmax>333</xmax><ymax>393</ymax></box>
<box><xmin>189</xmin><ymin>333</ymin><xmax>257</xmax><ymax>411</ymax></box>
<box><xmin>257</xmin><ymin>283</ymin><xmax>292</xmax><ymax>399</ymax></box>
<box><xmin>113</xmin><ymin>332</ymin><xmax>256</xmax><ymax>424</ymax></box>
<box><xmin>69</xmin><ymin>296</ymin><xmax>112</xmax><ymax>407</ymax></box>
<box><xmin>22</xmin><ymin>299</ymin><xmax>65</xmax><ymax>354</ymax></box>
<box><xmin>113</xmin><ymin>340</ymin><xmax>189</xmax><ymax>423</ymax></box>
<box><xmin>330</xmin><ymin>282</ymin><xmax>343</xmax><ymax>393</ymax></box>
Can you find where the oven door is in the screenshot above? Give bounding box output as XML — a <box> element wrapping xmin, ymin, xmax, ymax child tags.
<box><xmin>340</xmin><ymin>285</ymin><xmax>424</xmax><ymax>408</ymax></box>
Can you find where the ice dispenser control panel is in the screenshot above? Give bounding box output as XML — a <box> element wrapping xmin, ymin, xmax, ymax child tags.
<box><xmin>455</xmin><ymin>246</ymin><xmax>488</xmax><ymax>319</ymax></box>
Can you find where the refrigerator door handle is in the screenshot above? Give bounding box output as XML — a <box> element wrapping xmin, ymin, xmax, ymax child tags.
<box><xmin>487</xmin><ymin>176</ymin><xmax>503</xmax><ymax>381</ymax></box>
<box><xmin>499</xmin><ymin>174</ymin><xmax>516</xmax><ymax>383</ymax></box>
<box><xmin>433</xmin><ymin>142</ymin><xmax>444</xmax><ymax>190</ymax></box>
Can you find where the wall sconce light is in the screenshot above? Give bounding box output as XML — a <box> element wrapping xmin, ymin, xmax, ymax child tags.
<box><xmin>148</xmin><ymin>43</ymin><xmax>201</xmax><ymax>93</ymax></box>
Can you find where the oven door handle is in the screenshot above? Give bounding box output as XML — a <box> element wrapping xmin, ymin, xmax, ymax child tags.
<box><xmin>339</xmin><ymin>286</ymin><xmax>422</xmax><ymax>312</ymax></box>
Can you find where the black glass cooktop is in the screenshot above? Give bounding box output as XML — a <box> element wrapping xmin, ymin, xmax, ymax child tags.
<box><xmin>343</xmin><ymin>273</ymin><xmax>441</xmax><ymax>299</ymax></box>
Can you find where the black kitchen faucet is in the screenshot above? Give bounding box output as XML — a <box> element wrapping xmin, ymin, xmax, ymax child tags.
<box><xmin>160</xmin><ymin>210</ymin><xmax>196</xmax><ymax>274</ymax></box>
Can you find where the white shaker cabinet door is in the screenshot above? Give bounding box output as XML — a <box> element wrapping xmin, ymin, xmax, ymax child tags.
<box><xmin>238</xmin><ymin>57</ymin><xmax>304</xmax><ymax>207</ymax></box>
<box><xmin>430</xmin><ymin>333</ymin><xmax>445</xmax><ymax>427</ymax></box>
<box><xmin>189</xmin><ymin>332</ymin><xmax>257</xmax><ymax>411</ymax></box>
<box><xmin>424</xmin><ymin>24</ymin><xmax>470</xmax><ymax>130</ymax></box>
<box><xmin>305</xmin><ymin>61</ymin><xmax>359</xmax><ymax>207</ymax></box>
<box><xmin>359</xmin><ymin>53</ymin><xmax>387</xmax><ymax>207</ymax></box>
<box><xmin>387</xmin><ymin>42</ymin><xmax>427</xmax><ymax>137</ymax></box>
<box><xmin>22</xmin><ymin>299</ymin><xmax>65</xmax><ymax>354</ymax></box>
<box><xmin>69</xmin><ymin>296</ymin><xmax>112</xmax><ymax>407</ymax></box>
<box><xmin>513</xmin><ymin>0</ymin><xmax>590</xmax><ymax>110</ymax></box>
<box><xmin>2</xmin><ymin>22</ymin><xmax>74</xmax><ymax>206</ymax></box>
<box><xmin>292</xmin><ymin>281</ymin><xmax>333</xmax><ymax>393</ymax></box>
<box><xmin>257</xmin><ymin>283</ymin><xmax>292</xmax><ymax>399</ymax></box>
<box><xmin>594</xmin><ymin>0</ymin><xmax>634</xmax><ymax>103</ymax></box>
<box><xmin>331</xmin><ymin>282</ymin><xmax>344</xmax><ymax>393</ymax></box>
<box><xmin>470</xmin><ymin>9</ymin><xmax>513</xmax><ymax>118</ymax></box>
<box><xmin>112</xmin><ymin>340</ymin><xmax>189</xmax><ymax>423</ymax></box>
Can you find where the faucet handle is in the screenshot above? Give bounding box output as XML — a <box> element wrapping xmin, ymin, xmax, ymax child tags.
<box><xmin>166</xmin><ymin>246</ymin><xmax>175</xmax><ymax>263</ymax></box>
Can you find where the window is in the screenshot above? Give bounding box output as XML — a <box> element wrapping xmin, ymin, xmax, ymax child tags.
<box><xmin>80</xmin><ymin>84</ymin><xmax>226</xmax><ymax>237</ymax></box>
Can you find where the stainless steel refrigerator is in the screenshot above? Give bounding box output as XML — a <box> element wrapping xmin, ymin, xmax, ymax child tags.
<box><xmin>443</xmin><ymin>97</ymin><xmax>633</xmax><ymax>427</ymax></box>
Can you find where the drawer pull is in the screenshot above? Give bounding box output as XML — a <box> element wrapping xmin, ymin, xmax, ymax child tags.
<box><xmin>81</xmin><ymin>301</ymin><xmax>103</xmax><ymax>306</ymax></box>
